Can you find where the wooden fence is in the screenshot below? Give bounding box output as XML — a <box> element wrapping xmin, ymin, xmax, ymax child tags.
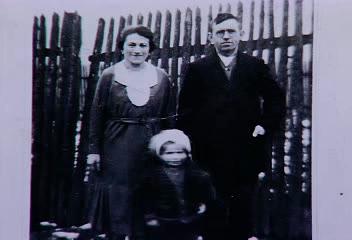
<box><xmin>32</xmin><ymin>12</ymin><xmax>82</xmax><ymax>229</ymax></box>
<box><xmin>32</xmin><ymin>1</ymin><xmax>312</xmax><ymax>239</ymax></box>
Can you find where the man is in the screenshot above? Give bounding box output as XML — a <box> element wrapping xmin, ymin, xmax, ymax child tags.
<box><xmin>177</xmin><ymin>13</ymin><xmax>285</xmax><ymax>240</ymax></box>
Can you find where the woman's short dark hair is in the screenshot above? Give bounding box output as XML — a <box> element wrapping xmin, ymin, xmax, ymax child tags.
<box><xmin>118</xmin><ymin>25</ymin><xmax>156</xmax><ymax>52</ymax></box>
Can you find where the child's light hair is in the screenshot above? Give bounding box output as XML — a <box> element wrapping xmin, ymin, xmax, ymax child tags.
<box><xmin>148</xmin><ymin>129</ymin><xmax>191</xmax><ymax>156</ymax></box>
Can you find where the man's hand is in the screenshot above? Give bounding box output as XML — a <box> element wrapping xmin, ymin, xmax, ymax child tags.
<box><xmin>197</xmin><ymin>203</ymin><xmax>206</xmax><ymax>214</ymax></box>
<box><xmin>252</xmin><ymin>125</ymin><xmax>265</xmax><ymax>137</ymax></box>
<box><xmin>87</xmin><ymin>154</ymin><xmax>101</xmax><ymax>172</ymax></box>
<box><xmin>146</xmin><ymin>219</ymin><xmax>160</xmax><ymax>226</ymax></box>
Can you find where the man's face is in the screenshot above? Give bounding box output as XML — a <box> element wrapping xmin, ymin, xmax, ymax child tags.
<box><xmin>210</xmin><ymin>19</ymin><xmax>243</xmax><ymax>56</ymax></box>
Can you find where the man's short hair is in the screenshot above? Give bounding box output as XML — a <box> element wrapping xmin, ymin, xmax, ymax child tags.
<box><xmin>212</xmin><ymin>13</ymin><xmax>240</xmax><ymax>26</ymax></box>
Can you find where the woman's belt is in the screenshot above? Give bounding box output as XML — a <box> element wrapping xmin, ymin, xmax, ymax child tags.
<box><xmin>111</xmin><ymin>114</ymin><xmax>178</xmax><ymax>124</ymax></box>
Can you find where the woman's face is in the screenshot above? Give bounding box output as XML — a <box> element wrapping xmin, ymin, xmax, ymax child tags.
<box><xmin>122</xmin><ymin>33</ymin><xmax>150</xmax><ymax>66</ymax></box>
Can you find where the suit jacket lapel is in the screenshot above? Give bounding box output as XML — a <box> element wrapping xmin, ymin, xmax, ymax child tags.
<box><xmin>206</xmin><ymin>50</ymin><xmax>246</xmax><ymax>90</ymax></box>
<box><xmin>207</xmin><ymin>51</ymin><xmax>230</xmax><ymax>87</ymax></box>
<box><xmin>230</xmin><ymin>52</ymin><xmax>245</xmax><ymax>91</ymax></box>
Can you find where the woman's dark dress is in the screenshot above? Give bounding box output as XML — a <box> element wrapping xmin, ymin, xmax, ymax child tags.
<box><xmin>88</xmin><ymin>64</ymin><xmax>174</xmax><ymax>236</ymax></box>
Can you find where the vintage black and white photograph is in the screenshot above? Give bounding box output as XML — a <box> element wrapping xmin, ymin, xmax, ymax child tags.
<box><xmin>2</xmin><ymin>1</ymin><xmax>352</xmax><ymax>240</ymax></box>
<box><xmin>27</xmin><ymin>1</ymin><xmax>314</xmax><ymax>239</ymax></box>
<box><xmin>2</xmin><ymin>0</ymin><xmax>335</xmax><ymax>239</ymax></box>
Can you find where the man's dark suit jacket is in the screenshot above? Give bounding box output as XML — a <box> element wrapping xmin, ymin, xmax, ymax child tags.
<box><xmin>177</xmin><ymin>50</ymin><xmax>285</xmax><ymax>197</ymax></box>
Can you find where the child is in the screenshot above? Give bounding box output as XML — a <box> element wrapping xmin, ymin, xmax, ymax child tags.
<box><xmin>142</xmin><ymin>129</ymin><xmax>215</xmax><ymax>240</ymax></box>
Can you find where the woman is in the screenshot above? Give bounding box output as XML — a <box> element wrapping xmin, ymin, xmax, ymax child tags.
<box><xmin>87</xmin><ymin>25</ymin><xmax>175</xmax><ymax>240</ymax></box>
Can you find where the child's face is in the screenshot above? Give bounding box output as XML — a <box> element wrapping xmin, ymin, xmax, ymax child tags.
<box><xmin>160</xmin><ymin>143</ymin><xmax>187</xmax><ymax>167</ymax></box>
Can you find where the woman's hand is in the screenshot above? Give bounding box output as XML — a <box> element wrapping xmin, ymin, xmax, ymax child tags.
<box><xmin>87</xmin><ymin>154</ymin><xmax>101</xmax><ymax>172</ymax></box>
<box><xmin>84</xmin><ymin>154</ymin><xmax>101</xmax><ymax>182</ymax></box>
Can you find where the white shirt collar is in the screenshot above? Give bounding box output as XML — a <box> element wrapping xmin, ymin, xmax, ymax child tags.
<box><xmin>218</xmin><ymin>54</ymin><xmax>235</xmax><ymax>67</ymax></box>
<box><xmin>113</xmin><ymin>60</ymin><xmax>158</xmax><ymax>89</ymax></box>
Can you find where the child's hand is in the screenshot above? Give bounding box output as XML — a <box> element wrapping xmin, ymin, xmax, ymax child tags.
<box><xmin>197</xmin><ymin>203</ymin><xmax>206</xmax><ymax>214</ymax></box>
<box><xmin>146</xmin><ymin>219</ymin><xmax>160</xmax><ymax>226</ymax></box>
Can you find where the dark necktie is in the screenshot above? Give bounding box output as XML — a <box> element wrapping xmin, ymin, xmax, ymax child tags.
<box><xmin>220</xmin><ymin>56</ymin><xmax>237</xmax><ymax>80</ymax></box>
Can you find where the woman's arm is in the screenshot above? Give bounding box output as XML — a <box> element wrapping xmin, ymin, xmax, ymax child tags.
<box><xmin>88</xmin><ymin>71</ymin><xmax>112</xmax><ymax>155</ymax></box>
